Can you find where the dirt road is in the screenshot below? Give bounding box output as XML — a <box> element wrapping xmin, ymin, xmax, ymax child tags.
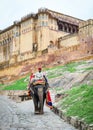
<box><xmin>0</xmin><ymin>95</ymin><xmax>78</xmax><ymax>130</ymax></box>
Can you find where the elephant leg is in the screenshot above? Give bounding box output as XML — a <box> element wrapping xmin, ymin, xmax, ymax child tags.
<box><xmin>33</xmin><ymin>95</ymin><xmax>39</xmax><ymax>114</ymax></box>
<box><xmin>38</xmin><ymin>101</ymin><xmax>43</xmax><ymax>114</ymax></box>
<box><xmin>38</xmin><ymin>88</ymin><xmax>44</xmax><ymax>114</ymax></box>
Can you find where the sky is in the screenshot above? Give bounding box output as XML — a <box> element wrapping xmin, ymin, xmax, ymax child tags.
<box><xmin>0</xmin><ymin>0</ymin><xmax>93</xmax><ymax>30</ymax></box>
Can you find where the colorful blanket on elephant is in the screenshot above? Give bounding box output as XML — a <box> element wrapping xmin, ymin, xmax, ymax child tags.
<box><xmin>46</xmin><ymin>91</ymin><xmax>53</xmax><ymax>109</ymax></box>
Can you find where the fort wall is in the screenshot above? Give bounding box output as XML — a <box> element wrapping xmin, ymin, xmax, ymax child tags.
<box><xmin>0</xmin><ymin>8</ymin><xmax>93</xmax><ymax>70</ymax></box>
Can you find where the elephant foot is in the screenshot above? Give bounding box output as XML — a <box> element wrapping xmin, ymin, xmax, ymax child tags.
<box><xmin>34</xmin><ymin>111</ymin><xmax>44</xmax><ymax>114</ymax></box>
<box><xmin>39</xmin><ymin>111</ymin><xmax>44</xmax><ymax>114</ymax></box>
<box><xmin>34</xmin><ymin>110</ymin><xmax>40</xmax><ymax>114</ymax></box>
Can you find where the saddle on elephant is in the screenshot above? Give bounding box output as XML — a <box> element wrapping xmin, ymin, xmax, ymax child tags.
<box><xmin>32</xmin><ymin>79</ymin><xmax>46</xmax><ymax>85</ymax></box>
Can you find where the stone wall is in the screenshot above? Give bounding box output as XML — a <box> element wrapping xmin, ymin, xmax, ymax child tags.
<box><xmin>60</xmin><ymin>34</ymin><xmax>79</xmax><ymax>47</ymax></box>
<box><xmin>0</xmin><ymin>90</ymin><xmax>31</xmax><ymax>102</ymax></box>
<box><xmin>52</xmin><ymin>106</ymin><xmax>93</xmax><ymax>130</ymax></box>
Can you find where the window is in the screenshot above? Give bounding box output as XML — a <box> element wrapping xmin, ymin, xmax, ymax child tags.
<box><xmin>51</xmin><ymin>19</ymin><xmax>53</xmax><ymax>24</ymax></box>
<box><xmin>42</xmin><ymin>14</ymin><xmax>44</xmax><ymax>19</ymax></box>
<box><xmin>42</xmin><ymin>21</ymin><xmax>44</xmax><ymax>26</ymax></box>
<box><xmin>46</xmin><ymin>21</ymin><xmax>48</xmax><ymax>26</ymax></box>
<box><xmin>16</xmin><ymin>32</ymin><xmax>19</xmax><ymax>37</ymax></box>
<box><xmin>51</xmin><ymin>26</ymin><xmax>53</xmax><ymax>29</ymax></box>
<box><xmin>44</xmin><ymin>14</ymin><xmax>47</xmax><ymax>19</ymax></box>
<box><xmin>39</xmin><ymin>14</ymin><xmax>42</xmax><ymax>19</ymax></box>
<box><xmin>41</xmin><ymin>21</ymin><xmax>48</xmax><ymax>26</ymax></box>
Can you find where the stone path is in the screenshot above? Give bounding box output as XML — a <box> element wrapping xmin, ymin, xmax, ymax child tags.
<box><xmin>0</xmin><ymin>95</ymin><xmax>78</xmax><ymax>130</ymax></box>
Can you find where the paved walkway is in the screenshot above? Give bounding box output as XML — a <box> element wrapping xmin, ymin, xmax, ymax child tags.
<box><xmin>0</xmin><ymin>95</ymin><xmax>78</xmax><ymax>130</ymax></box>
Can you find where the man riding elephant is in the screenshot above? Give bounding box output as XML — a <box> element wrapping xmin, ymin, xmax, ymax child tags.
<box><xmin>35</xmin><ymin>67</ymin><xmax>49</xmax><ymax>90</ymax></box>
<box><xmin>28</xmin><ymin>67</ymin><xmax>50</xmax><ymax>114</ymax></box>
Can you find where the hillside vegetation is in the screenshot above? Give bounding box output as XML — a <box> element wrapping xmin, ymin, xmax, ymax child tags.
<box><xmin>55</xmin><ymin>84</ymin><xmax>93</xmax><ymax>124</ymax></box>
<box><xmin>1</xmin><ymin>60</ymin><xmax>86</xmax><ymax>90</ymax></box>
<box><xmin>47</xmin><ymin>60</ymin><xmax>93</xmax><ymax>125</ymax></box>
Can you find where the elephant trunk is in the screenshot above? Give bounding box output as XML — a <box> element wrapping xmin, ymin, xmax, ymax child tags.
<box><xmin>38</xmin><ymin>87</ymin><xmax>44</xmax><ymax>114</ymax></box>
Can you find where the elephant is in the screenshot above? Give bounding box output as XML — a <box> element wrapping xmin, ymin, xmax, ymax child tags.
<box><xmin>30</xmin><ymin>83</ymin><xmax>48</xmax><ymax>114</ymax></box>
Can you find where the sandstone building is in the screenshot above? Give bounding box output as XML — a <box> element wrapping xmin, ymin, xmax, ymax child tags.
<box><xmin>0</xmin><ymin>8</ymin><xmax>93</xmax><ymax>68</ymax></box>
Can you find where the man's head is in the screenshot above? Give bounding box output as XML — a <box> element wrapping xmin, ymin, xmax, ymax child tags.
<box><xmin>38</xmin><ymin>67</ymin><xmax>42</xmax><ymax>72</ymax></box>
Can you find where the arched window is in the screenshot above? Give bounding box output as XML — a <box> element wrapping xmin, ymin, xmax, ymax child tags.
<box><xmin>33</xmin><ymin>43</ymin><xmax>38</xmax><ymax>52</ymax></box>
<box><xmin>64</xmin><ymin>26</ymin><xmax>67</xmax><ymax>32</ymax></box>
<box><xmin>58</xmin><ymin>23</ymin><xmax>64</xmax><ymax>31</ymax></box>
<box><xmin>48</xmin><ymin>41</ymin><xmax>54</xmax><ymax>48</ymax></box>
<box><xmin>60</xmin><ymin>25</ymin><xmax>63</xmax><ymax>30</ymax></box>
<box><xmin>73</xmin><ymin>28</ymin><xmax>75</xmax><ymax>33</ymax></box>
<box><xmin>64</xmin><ymin>24</ymin><xmax>69</xmax><ymax>32</ymax></box>
<box><xmin>72</xmin><ymin>26</ymin><xmax>77</xmax><ymax>33</ymax></box>
<box><xmin>68</xmin><ymin>25</ymin><xmax>72</xmax><ymax>33</ymax></box>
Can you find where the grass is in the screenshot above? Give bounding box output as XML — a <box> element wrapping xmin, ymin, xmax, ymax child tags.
<box><xmin>84</xmin><ymin>66</ymin><xmax>93</xmax><ymax>71</ymax></box>
<box><xmin>3</xmin><ymin>77</ymin><xmax>28</xmax><ymax>90</ymax></box>
<box><xmin>0</xmin><ymin>84</ymin><xmax>3</xmax><ymax>88</ymax></box>
<box><xmin>0</xmin><ymin>84</ymin><xmax>2</xmax><ymax>86</ymax></box>
<box><xmin>58</xmin><ymin>84</ymin><xmax>93</xmax><ymax>124</ymax></box>
<box><xmin>0</xmin><ymin>83</ymin><xmax>6</xmax><ymax>90</ymax></box>
<box><xmin>54</xmin><ymin>87</ymin><xmax>64</xmax><ymax>93</ymax></box>
<box><xmin>46</xmin><ymin>61</ymin><xmax>87</xmax><ymax>79</ymax></box>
